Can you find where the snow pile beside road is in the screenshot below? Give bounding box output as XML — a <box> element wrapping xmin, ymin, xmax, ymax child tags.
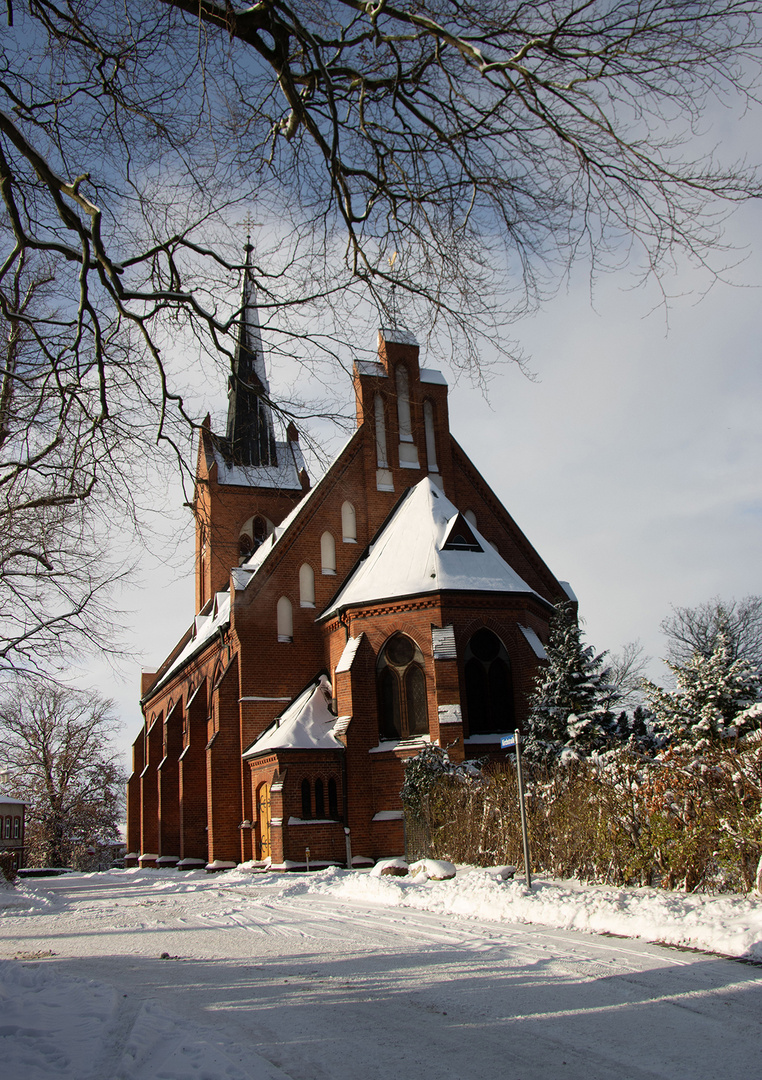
<box><xmin>310</xmin><ymin>867</ymin><xmax>762</xmax><ymax>961</ymax></box>
<box><xmin>0</xmin><ymin>880</ymin><xmax>52</xmax><ymax>912</ymax></box>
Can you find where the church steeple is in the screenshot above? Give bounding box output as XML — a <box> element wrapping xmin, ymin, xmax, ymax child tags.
<box><xmin>225</xmin><ymin>242</ymin><xmax>278</xmax><ymax>466</ymax></box>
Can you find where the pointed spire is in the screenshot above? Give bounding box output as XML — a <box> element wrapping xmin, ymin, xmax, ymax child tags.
<box><xmin>225</xmin><ymin>241</ymin><xmax>278</xmax><ymax>466</ymax></box>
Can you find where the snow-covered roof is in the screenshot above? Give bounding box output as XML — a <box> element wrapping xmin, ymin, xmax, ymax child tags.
<box><xmin>233</xmin><ymin>431</ymin><xmax>358</xmax><ymax>591</ymax></box>
<box><xmin>242</xmin><ymin>676</ymin><xmax>346</xmax><ymax>758</ymax></box>
<box><xmin>379</xmin><ymin>327</ymin><xmax>419</xmax><ymax>347</ymax></box>
<box><xmin>519</xmin><ymin>625</ymin><xmax>548</xmax><ymax>660</ymax></box>
<box><xmin>335</xmin><ymin>635</ymin><xmax>363</xmax><ymax>673</ymax></box>
<box><xmin>354</xmin><ymin>360</ymin><xmax>387</xmax><ymax>378</ymax></box>
<box><xmin>321</xmin><ymin>478</ymin><xmax>539</xmax><ymax>618</ymax></box>
<box><xmin>560</xmin><ymin>580</ymin><xmax>577</xmax><ymax>603</ymax></box>
<box><xmin>420</xmin><ymin>368</ymin><xmax>447</xmax><ymax>385</ymax></box>
<box><xmin>149</xmin><ymin>591</ymin><xmax>231</xmax><ymax>696</ymax></box>
<box><xmin>213</xmin><ymin>440</ymin><xmax>305</xmax><ymax>490</ymax></box>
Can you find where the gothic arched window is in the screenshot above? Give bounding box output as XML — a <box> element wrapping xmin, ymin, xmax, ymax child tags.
<box><xmin>377</xmin><ymin>633</ymin><xmax>428</xmax><ymax>741</ymax></box>
<box><xmin>321</xmin><ymin>531</ymin><xmax>336</xmax><ymax>575</ymax></box>
<box><xmin>299</xmin><ymin>563</ymin><xmax>315</xmax><ymax>607</ymax></box>
<box><xmin>301</xmin><ymin>779</ymin><xmax>312</xmax><ymax>819</ymax></box>
<box><xmin>396</xmin><ymin>365</ymin><xmax>413</xmax><ymax>441</ymax></box>
<box><xmin>277</xmin><ymin>597</ymin><xmax>293</xmax><ymax>642</ymax></box>
<box><xmin>341</xmin><ymin>501</ymin><xmax>357</xmax><ymax>543</ymax></box>
<box><xmin>464</xmin><ymin>629</ymin><xmax>514</xmax><ymax>734</ymax></box>
<box><xmin>423</xmin><ymin>399</ymin><xmax>438</xmax><ymax>472</ymax></box>
<box><xmin>314</xmin><ymin>779</ymin><xmax>325</xmax><ymax>819</ymax></box>
<box><xmin>328</xmin><ymin>778</ymin><xmax>339</xmax><ymax>819</ymax></box>
<box><xmin>374</xmin><ymin>394</ymin><xmax>388</xmax><ymax>467</ymax></box>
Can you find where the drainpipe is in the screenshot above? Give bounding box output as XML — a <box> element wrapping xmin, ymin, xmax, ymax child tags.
<box><xmin>341</xmin><ymin>750</ymin><xmax>351</xmax><ymax>870</ymax></box>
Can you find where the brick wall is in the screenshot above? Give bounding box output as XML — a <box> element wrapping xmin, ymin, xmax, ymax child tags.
<box><xmin>179</xmin><ymin>682</ymin><xmax>209</xmax><ymax>862</ymax></box>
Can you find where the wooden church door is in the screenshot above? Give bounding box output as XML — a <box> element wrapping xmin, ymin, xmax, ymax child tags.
<box><xmin>257</xmin><ymin>783</ymin><xmax>271</xmax><ymax>860</ymax></box>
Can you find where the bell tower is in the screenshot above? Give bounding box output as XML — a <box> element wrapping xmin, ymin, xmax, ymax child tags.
<box><xmin>193</xmin><ymin>243</ymin><xmax>309</xmax><ymax>614</ymax></box>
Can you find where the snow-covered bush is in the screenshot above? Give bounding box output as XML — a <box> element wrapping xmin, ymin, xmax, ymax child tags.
<box><xmin>400</xmin><ymin>744</ymin><xmax>481</xmax><ymax>816</ymax></box>
<box><xmin>643</xmin><ymin>632</ymin><xmax>762</xmax><ymax>747</ymax></box>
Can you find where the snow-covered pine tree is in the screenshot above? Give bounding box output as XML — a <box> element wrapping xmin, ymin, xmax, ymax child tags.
<box><xmin>524</xmin><ymin>603</ymin><xmax>618</xmax><ymax>764</ymax></box>
<box><xmin>644</xmin><ymin>631</ymin><xmax>762</xmax><ymax>746</ymax></box>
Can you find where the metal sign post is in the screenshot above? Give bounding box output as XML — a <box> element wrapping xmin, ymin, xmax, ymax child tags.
<box><xmin>514</xmin><ymin>729</ymin><xmax>532</xmax><ymax>890</ymax></box>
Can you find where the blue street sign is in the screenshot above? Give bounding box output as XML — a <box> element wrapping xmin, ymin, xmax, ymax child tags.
<box><xmin>501</xmin><ymin>735</ymin><xmax>516</xmax><ymax>749</ymax></box>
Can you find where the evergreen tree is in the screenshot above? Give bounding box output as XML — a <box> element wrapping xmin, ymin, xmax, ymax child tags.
<box><xmin>644</xmin><ymin>632</ymin><xmax>762</xmax><ymax>746</ymax></box>
<box><xmin>524</xmin><ymin>604</ymin><xmax>618</xmax><ymax>764</ymax></box>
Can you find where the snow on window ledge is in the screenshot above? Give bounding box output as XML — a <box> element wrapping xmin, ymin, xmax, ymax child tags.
<box><xmin>369</xmin><ymin>735</ymin><xmax>431</xmax><ymax>754</ymax></box>
<box><xmin>287</xmin><ymin>817</ymin><xmax>341</xmax><ymax>826</ymax></box>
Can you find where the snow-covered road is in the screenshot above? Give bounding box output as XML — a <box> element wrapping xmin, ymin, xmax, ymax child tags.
<box><xmin>1</xmin><ymin>868</ymin><xmax>761</xmax><ymax>1079</ymax></box>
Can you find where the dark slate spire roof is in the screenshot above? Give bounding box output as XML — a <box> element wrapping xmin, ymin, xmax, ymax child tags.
<box><xmin>225</xmin><ymin>242</ymin><xmax>278</xmax><ymax>466</ymax></box>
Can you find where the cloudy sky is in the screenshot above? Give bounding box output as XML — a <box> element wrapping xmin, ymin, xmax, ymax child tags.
<box><xmin>64</xmin><ymin>88</ymin><xmax>757</xmax><ymax>771</ymax></box>
<box><xmin>93</xmin><ymin>195</ymin><xmax>761</xmax><ymax>770</ymax></box>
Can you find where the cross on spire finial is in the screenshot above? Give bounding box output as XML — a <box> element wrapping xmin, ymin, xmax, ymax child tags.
<box><xmin>239</xmin><ymin>211</ymin><xmax>258</xmax><ymax>251</ymax></box>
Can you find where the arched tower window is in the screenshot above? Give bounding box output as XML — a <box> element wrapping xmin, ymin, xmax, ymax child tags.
<box><xmin>377</xmin><ymin>633</ymin><xmax>428</xmax><ymax>741</ymax></box>
<box><xmin>464</xmin><ymin>509</ymin><xmax>477</xmax><ymax>528</ymax></box>
<box><xmin>239</xmin><ymin>515</ymin><xmax>271</xmax><ymax>561</ymax></box>
<box><xmin>301</xmin><ymin>779</ymin><xmax>312</xmax><ymax>820</ymax></box>
<box><xmin>464</xmin><ymin>629</ymin><xmax>514</xmax><ymax>734</ymax></box>
<box><xmin>341</xmin><ymin>501</ymin><xmax>357</xmax><ymax>543</ymax></box>
<box><xmin>423</xmin><ymin>400</ymin><xmax>438</xmax><ymax>473</ymax></box>
<box><xmin>277</xmin><ymin>597</ymin><xmax>293</xmax><ymax>642</ymax></box>
<box><xmin>374</xmin><ymin>394</ymin><xmax>388</xmax><ymax>468</ymax></box>
<box><xmin>299</xmin><ymin>563</ymin><xmax>315</xmax><ymax>607</ymax></box>
<box><xmin>396</xmin><ymin>365</ymin><xmax>413</xmax><ymax>442</ymax></box>
<box><xmin>321</xmin><ymin>531</ymin><xmax>336</xmax><ymax>575</ymax></box>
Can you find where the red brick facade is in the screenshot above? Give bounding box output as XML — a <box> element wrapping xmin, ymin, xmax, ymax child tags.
<box><xmin>126</xmin><ymin>329</ymin><xmax>571</xmax><ymax>870</ymax></box>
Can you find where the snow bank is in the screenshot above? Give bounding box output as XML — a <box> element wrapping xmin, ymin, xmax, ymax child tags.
<box><xmin>309</xmin><ymin>866</ymin><xmax>762</xmax><ymax>961</ymax></box>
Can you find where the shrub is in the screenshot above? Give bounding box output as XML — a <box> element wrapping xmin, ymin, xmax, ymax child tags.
<box><xmin>404</xmin><ymin>733</ymin><xmax>762</xmax><ymax>893</ymax></box>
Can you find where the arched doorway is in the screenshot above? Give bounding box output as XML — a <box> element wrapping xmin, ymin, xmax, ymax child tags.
<box><xmin>257</xmin><ymin>782</ymin><xmax>271</xmax><ymax>860</ymax></box>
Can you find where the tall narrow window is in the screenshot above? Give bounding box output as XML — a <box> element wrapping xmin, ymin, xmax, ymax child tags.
<box><xmin>396</xmin><ymin>365</ymin><xmax>413</xmax><ymax>441</ymax></box>
<box><xmin>13</xmin><ymin>817</ymin><xmax>20</xmax><ymax>839</ymax></box>
<box><xmin>277</xmin><ymin>597</ymin><xmax>293</xmax><ymax>642</ymax></box>
<box><xmin>299</xmin><ymin>563</ymin><xmax>315</xmax><ymax>607</ymax></box>
<box><xmin>328</xmin><ymin>778</ymin><xmax>339</xmax><ymax>820</ymax></box>
<box><xmin>423</xmin><ymin>400</ymin><xmax>438</xmax><ymax>472</ymax></box>
<box><xmin>341</xmin><ymin>501</ymin><xmax>357</xmax><ymax>543</ymax></box>
<box><xmin>314</xmin><ymin>779</ymin><xmax>325</xmax><ymax>819</ymax></box>
<box><xmin>377</xmin><ymin>633</ymin><xmax>429</xmax><ymax>740</ymax></box>
<box><xmin>374</xmin><ymin>394</ymin><xmax>388</xmax><ymax>467</ymax></box>
<box><xmin>321</xmin><ymin>531</ymin><xmax>336</xmax><ymax>575</ymax></box>
<box><xmin>301</xmin><ymin>779</ymin><xmax>312</xmax><ymax>820</ymax></box>
<box><xmin>464</xmin><ymin>629</ymin><xmax>514</xmax><ymax>734</ymax></box>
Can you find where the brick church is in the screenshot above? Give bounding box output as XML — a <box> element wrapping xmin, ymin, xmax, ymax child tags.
<box><xmin>126</xmin><ymin>248</ymin><xmax>573</xmax><ymax>871</ymax></box>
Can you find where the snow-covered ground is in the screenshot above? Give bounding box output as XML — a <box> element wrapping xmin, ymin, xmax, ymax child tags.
<box><xmin>1</xmin><ymin>866</ymin><xmax>761</xmax><ymax>1079</ymax></box>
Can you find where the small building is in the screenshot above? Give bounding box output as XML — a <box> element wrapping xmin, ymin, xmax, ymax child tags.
<box><xmin>0</xmin><ymin>793</ymin><xmax>26</xmax><ymax>875</ymax></box>
<box><xmin>126</xmin><ymin>248</ymin><xmax>574</xmax><ymax>871</ymax></box>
